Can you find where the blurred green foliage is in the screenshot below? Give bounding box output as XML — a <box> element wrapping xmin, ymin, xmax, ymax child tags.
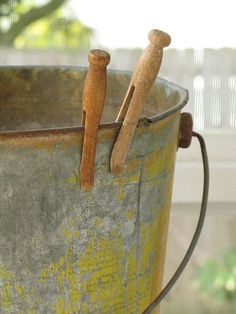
<box><xmin>194</xmin><ymin>248</ymin><xmax>236</xmax><ymax>303</ymax></box>
<box><xmin>15</xmin><ymin>15</ymin><xmax>92</xmax><ymax>48</ymax></box>
<box><xmin>0</xmin><ymin>0</ymin><xmax>92</xmax><ymax>48</ymax></box>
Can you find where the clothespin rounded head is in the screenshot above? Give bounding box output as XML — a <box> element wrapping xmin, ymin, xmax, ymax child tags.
<box><xmin>88</xmin><ymin>49</ymin><xmax>111</xmax><ymax>68</ymax></box>
<box><xmin>148</xmin><ymin>29</ymin><xmax>171</xmax><ymax>48</ymax></box>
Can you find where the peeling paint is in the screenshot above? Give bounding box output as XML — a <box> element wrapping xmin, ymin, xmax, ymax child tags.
<box><xmin>0</xmin><ymin>113</ymin><xmax>179</xmax><ymax>312</ymax></box>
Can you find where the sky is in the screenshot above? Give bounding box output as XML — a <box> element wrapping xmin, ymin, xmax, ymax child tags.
<box><xmin>67</xmin><ymin>0</ymin><xmax>236</xmax><ymax>49</ymax></box>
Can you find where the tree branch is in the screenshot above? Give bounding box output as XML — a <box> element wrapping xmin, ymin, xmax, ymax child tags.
<box><xmin>0</xmin><ymin>0</ymin><xmax>67</xmax><ymax>45</ymax></box>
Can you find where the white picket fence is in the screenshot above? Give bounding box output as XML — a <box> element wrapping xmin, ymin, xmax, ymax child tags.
<box><xmin>1</xmin><ymin>48</ymin><xmax>236</xmax><ymax>130</ymax></box>
<box><xmin>160</xmin><ymin>49</ymin><xmax>236</xmax><ymax>130</ymax></box>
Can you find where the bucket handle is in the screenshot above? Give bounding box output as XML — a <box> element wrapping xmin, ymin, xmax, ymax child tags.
<box><xmin>142</xmin><ymin>114</ymin><xmax>209</xmax><ymax>314</ymax></box>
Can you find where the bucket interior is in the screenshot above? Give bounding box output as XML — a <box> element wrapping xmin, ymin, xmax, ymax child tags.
<box><xmin>0</xmin><ymin>66</ymin><xmax>186</xmax><ymax>132</ymax></box>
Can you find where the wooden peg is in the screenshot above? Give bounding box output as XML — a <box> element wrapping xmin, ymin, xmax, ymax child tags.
<box><xmin>110</xmin><ymin>29</ymin><xmax>171</xmax><ymax>174</ymax></box>
<box><xmin>80</xmin><ymin>49</ymin><xmax>110</xmax><ymax>190</ymax></box>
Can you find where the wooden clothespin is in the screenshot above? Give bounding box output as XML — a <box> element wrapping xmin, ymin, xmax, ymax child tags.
<box><xmin>110</xmin><ymin>29</ymin><xmax>171</xmax><ymax>174</ymax></box>
<box><xmin>80</xmin><ymin>49</ymin><xmax>110</xmax><ymax>190</ymax></box>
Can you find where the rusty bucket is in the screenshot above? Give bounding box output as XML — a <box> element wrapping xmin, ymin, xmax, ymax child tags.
<box><xmin>0</xmin><ymin>67</ymin><xmax>207</xmax><ymax>313</ymax></box>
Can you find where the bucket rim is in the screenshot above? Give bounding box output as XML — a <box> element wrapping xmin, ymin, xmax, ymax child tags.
<box><xmin>0</xmin><ymin>66</ymin><xmax>189</xmax><ymax>137</ymax></box>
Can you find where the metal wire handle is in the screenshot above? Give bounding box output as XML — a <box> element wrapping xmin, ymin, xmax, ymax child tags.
<box><xmin>142</xmin><ymin>131</ymin><xmax>209</xmax><ymax>314</ymax></box>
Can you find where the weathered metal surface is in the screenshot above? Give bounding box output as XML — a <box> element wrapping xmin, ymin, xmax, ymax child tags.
<box><xmin>0</xmin><ymin>67</ymin><xmax>188</xmax><ymax>313</ymax></box>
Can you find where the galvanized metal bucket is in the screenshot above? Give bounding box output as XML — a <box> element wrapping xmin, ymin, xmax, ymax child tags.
<box><xmin>0</xmin><ymin>67</ymin><xmax>205</xmax><ymax>314</ymax></box>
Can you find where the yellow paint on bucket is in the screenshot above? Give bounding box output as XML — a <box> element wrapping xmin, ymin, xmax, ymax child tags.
<box><xmin>0</xmin><ymin>67</ymin><xmax>188</xmax><ymax>313</ymax></box>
